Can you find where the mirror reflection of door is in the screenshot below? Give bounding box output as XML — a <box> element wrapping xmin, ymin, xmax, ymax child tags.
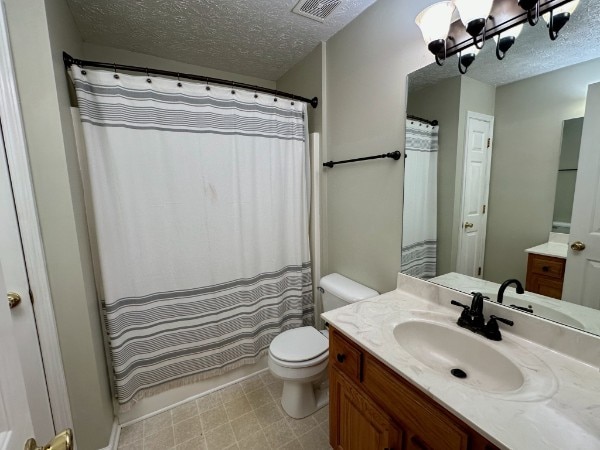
<box><xmin>456</xmin><ymin>112</ymin><xmax>494</xmax><ymax>278</ymax></box>
<box><xmin>563</xmin><ymin>83</ymin><xmax>600</xmax><ymax>310</ymax></box>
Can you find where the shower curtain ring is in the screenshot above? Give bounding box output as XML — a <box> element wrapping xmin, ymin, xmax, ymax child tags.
<box><xmin>113</xmin><ymin>63</ymin><xmax>119</xmax><ymax>79</ymax></box>
<box><xmin>274</xmin><ymin>90</ymin><xmax>278</xmax><ymax>102</ymax></box>
<box><xmin>231</xmin><ymin>80</ymin><xmax>235</xmax><ymax>95</ymax></box>
<box><xmin>177</xmin><ymin>73</ymin><xmax>182</xmax><ymax>88</ymax></box>
<box><xmin>205</xmin><ymin>78</ymin><xmax>210</xmax><ymax>91</ymax></box>
<box><xmin>146</xmin><ymin>68</ymin><xmax>151</xmax><ymax>83</ymax></box>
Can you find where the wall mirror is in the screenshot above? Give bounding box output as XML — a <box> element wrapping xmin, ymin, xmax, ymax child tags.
<box><xmin>401</xmin><ymin>0</ymin><xmax>600</xmax><ymax>337</ymax></box>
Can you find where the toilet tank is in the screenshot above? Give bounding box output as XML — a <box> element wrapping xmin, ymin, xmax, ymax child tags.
<box><xmin>319</xmin><ymin>273</ymin><xmax>379</xmax><ymax>312</ymax></box>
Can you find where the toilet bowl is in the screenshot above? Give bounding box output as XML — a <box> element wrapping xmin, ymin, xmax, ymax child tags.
<box><xmin>268</xmin><ymin>273</ymin><xmax>378</xmax><ymax>419</ymax></box>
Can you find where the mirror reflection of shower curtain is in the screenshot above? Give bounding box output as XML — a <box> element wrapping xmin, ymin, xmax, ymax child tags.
<box><xmin>401</xmin><ymin>120</ymin><xmax>438</xmax><ymax>279</ymax></box>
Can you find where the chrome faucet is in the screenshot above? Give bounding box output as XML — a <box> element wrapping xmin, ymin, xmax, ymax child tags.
<box><xmin>497</xmin><ymin>279</ymin><xmax>524</xmax><ymax>304</ymax></box>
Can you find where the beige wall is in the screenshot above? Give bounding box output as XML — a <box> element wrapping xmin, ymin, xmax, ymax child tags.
<box><xmin>325</xmin><ymin>0</ymin><xmax>430</xmax><ymax>293</ymax></box>
<box><xmin>485</xmin><ymin>58</ymin><xmax>600</xmax><ymax>283</ymax></box>
<box><xmin>4</xmin><ymin>1</ymin><xmax>114</xmax><ymax>448</ymax></box>
<box><xmin>407</xmin><ymin>77</ymin><xmax>461</xmax><ymax>276</ymax></box>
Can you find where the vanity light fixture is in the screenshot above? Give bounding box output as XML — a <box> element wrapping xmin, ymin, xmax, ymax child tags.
<box><xmin>493</xmin><ymin>24</ymin><xmax>524</xmax><ymax>60</ymax></box>
<box><xmin>458</xmin><ymin>46</ymin><xmax>480</xmax><ymax>74</ymax></box>
<box><xmin>416</xmin><ymin>0</ymin><xmax>580</xmax><ymax>74</ymax></box>
<box><xmin>518</xmin><ymin>0</ymin><xmax>541</xmax><ymax>25</ymax></box>
<box><xmin>415</xmin><ymin>1</ymin><xmax>456</xmax><ymax>66</ymax></box>
<box><xmin>542</xmin><ymin>0</ymin><xmax>580</xmax><ymax>40</ymax></box>
<box><xmin>454</xmin><ymin>0</ymin><xmax>494</xmax><ymax>49</ymax></box>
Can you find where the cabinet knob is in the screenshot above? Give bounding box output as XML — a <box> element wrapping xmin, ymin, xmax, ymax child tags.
<box><xmin>542</xmin><ymin>266</ymin><xmax>549</xmax><ymax>272</ymax></box>
<box><xmin>336</xmin><ymin>353</ymin><xmax>346</xmax><ymax>363</ymax></box>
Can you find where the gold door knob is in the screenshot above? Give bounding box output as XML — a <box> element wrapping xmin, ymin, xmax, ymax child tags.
<box><xmin>7</xmin><ymin>292</ymin><xmax>21</xmax><ymax>309</ymax></box>
<box><xmin>464</xmin><ymin>222</ymin><xmax>474</xmax><ymax>229</ymax></box>
<box><xmin>24</xmin><ymin>429</ymin><xmax>73</xmax><ymax>450</ymax></box>
<box><xmin>571</xmin><ymin>241</ymin><xmax>586</xmax><ymax>252</ymax></box>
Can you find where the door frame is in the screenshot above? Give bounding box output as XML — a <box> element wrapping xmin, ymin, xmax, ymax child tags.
<box><xmin>0</xmin><ymin>1</ymin><xmax>73</xmax><ymax>434</ymax></box>
<box><xmin>455</xmin><ymin>111</ymin><xmax>494</xmax><ymax>277</ymax></box>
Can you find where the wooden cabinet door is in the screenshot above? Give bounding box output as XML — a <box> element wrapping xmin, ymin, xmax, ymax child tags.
<box><xmin>330</xmin><ymin>368</ymin><xmax>402</xmax><ymax>450</ymax></box>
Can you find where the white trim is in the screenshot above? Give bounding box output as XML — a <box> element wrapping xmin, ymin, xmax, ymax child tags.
<box><xmin>0</xmin><ymin>0</ymin><xmax>73</xmax><ymax>434</ymax></box>
<box><xmin>120</xmin><ymin>368</ymin><xmax>269</xmax><ymax>428</ymax></box>
<box><xmin>310</xmin><ymin>132</ymin><xmax>323</xmax><ymax>327</ymax></box>
<box><xmin>98</xmin><ymin>420</ymin><xmax>120</xmax><ymax>450</ymax></box>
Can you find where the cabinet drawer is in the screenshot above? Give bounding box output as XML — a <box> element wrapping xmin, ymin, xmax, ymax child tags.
<box><xmin>528</xmin><ymin>254</ymin><xmax>565</xmax><ymax>279</ymax></box>
<box><xmin>330</xmin><ymin>329</ymin><xmax>362</xmax><ymax>383</ymax></box>
<box><xmin>362</xmin><ymin>353</ymin><xmax>469</xmax><ymax>450</ymax></box>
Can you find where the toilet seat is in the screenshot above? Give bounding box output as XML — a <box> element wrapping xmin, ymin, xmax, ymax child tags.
<box><xmin>269</xmin><ymin>350</ymin><xmax>329</xmax><ymax>369</ymax></box>
<box><xmin>269</xmin><ymin>326</ymin><xmax>329</xmax><ymax>364</ymax></box>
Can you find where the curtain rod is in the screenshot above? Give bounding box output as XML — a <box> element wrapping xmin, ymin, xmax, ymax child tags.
<box><xmin>407</xmin><ymin>115</ymin><xmax>438</xmax><ymax>127</ymax></box>
<box><xmin>62</xmin><ymin>52</ymin><xmax>319</xmax><ymax>109</ymax></box>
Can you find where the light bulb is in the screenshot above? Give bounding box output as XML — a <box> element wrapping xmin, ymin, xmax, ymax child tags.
<box><xmin>542</xmin><ymin>0</ymin><xmax>579</xmax><ymax>24</ymax></box>
<box><xmin>415</xmin><ymin>2</ymin><xmax>456</xmax><ymax>45</ymax></box>
<box><xmin>454</xmin><ymin>0</ymin><xmax>494</xmax><ymax>27</ymax></box>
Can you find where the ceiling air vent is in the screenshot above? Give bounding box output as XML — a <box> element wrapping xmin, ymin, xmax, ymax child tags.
<box><xmin>292</xmin><ymin>0</ymin><xmax>341</xmax><ymax>23</ymax></box>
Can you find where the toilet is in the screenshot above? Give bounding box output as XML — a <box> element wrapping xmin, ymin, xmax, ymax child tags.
<box><xmin>268</xmin><ymin>273</ymin><xmax>378</xmax><ymax>419</ymax></box>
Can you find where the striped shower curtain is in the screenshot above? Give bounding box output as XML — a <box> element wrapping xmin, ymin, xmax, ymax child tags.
<box><xmin>401</xmin><ymin>119</ymin><xmax>438</xmax><ymax>279</ymax></box>
<box><xmin>70</xmin><ymin>66</ymin><xmax>313</xmax><ymax>407</ymax></box>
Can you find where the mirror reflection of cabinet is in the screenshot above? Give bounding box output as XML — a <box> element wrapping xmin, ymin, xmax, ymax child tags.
<box><xmin>526</xmin><ymin>253</ymin><xmax>565</xmax><ymax>299</ymax></box>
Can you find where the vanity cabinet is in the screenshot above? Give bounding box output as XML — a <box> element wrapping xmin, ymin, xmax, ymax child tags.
<box><xmin>329</xmin><ymin>328</ymin><xmax>500</xmax><ymax>450</ymax></box>
<box><xmin>525</xmin><ymin>253</ymin><xmax>565</xmax><ymax>299</ymax></box>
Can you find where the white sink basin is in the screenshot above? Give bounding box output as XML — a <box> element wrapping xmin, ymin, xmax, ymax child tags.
<box><xmin>393</xmin><ymin>320</ymin><xmax>525</xmax><ymax>393</ymax></box>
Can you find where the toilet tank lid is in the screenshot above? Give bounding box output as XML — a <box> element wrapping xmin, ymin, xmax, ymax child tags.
<box><xmin>319</xmin><ymin>273</ymin><xmax>379</xmax><ymax>303</ymax></box>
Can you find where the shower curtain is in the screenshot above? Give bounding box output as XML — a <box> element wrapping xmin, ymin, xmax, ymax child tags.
<box><xmin>401</xmin><ymin>120</ymin><xmax>438</xmax><ymax>279</ymax></box>
<box><xmin>70</xmin><ymin>66</ymin><xmax>313</xmax><ymax>407</ymax></box>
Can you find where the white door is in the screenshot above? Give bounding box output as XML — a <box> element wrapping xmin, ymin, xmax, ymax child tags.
<box><xmin>0</xmin><ymin>128</ymin><xmax>54</xmax><ymax>441</ymax></box>
<box><xmin>456</xmin><ymin>112</ymin><xmax>494</xmax><ymax>278</ymax></box>
<box><xmin>563</xmin><ymin>82</ymin><xmax>600</xmax><ymax>309</ymax></box>
<box><xmin>0</xmin><ymin>259</ymin><xmax>35</xmax><ymax>449</ymax></box>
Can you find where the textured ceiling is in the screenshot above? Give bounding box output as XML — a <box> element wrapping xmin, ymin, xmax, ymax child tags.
<box><xmin>409</xmin><ymin>0</ymin><xmax>600</xmax><ymax>91</ymax></box>
<box><xmin>66</xmin><ymin>0</ymin><xmax>377</xmax><ymax>81</ymax></box>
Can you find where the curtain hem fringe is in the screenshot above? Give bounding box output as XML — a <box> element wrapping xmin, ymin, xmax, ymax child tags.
<box><xmin>118</xmin><ymin>348</ymin><xmax>269</xmax><ymax>412</ymax></box>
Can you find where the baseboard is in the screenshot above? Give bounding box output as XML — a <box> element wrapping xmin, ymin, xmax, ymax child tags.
<box><xmin>98</xmin><ymin>419</ymin><xmax>120</xmax><ymax>450</ymax></box>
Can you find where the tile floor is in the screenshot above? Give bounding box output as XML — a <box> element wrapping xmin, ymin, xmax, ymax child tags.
<box><xmin>117</xmin><ymin>371</ymin><xmax>331</xmax><ymax>450</ymax></box>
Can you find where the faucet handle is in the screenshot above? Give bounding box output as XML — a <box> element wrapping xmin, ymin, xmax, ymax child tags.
<box><xmin>451</xmin><ymin>300</ymin><xmax>470</xmax><ymax>311</ymax></box>
<box><xmin>490</xmin><ymin>315</ymin><xmax>514</xmax><ymax>326</ymax></box>
<box><xmin>484</xmin><ymin>315</ymin><xmax>514</xmax><ymax>341</ymax></box>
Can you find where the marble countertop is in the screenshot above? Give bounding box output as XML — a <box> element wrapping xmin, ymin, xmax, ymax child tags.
<box><xmin>525</xmin><ymin>232</ymin><xmax>569</xmax><ymax>259</ymax></box>
<box><xmin>430</xmin><ymin>272</ymin><xmax>600</xmax><ymax>335</ymax></box>
<box><xmin>525</xmin><ymin>242</ymin><xmax>568</xmax><ymax>258</ymax></box>
<box><xmin>322</xmin><ymin>277</ymin><xmax>600</xmax><ymax>450</ymax></box>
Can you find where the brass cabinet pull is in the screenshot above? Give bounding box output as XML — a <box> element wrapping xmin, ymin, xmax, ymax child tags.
<box><xmin>570</xmin><ymin>241</ymin><xmax>586</xmax><ymax>252</ymax></box>
<box><xmin>24</xmin><ymin>429</ymin><xmax>73</xmax><ymax>450</ymax></box>
<box><xmin>7</xmin><ymin>292</ymin><xmax>21</xmax><ymax>309</ymax></box>
<box><xmin>464</xmin><ymin>222</ymin><xmax>474</xmax><ymax>229</ymax></box>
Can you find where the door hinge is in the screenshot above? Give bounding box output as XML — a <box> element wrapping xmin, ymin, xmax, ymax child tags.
<box><xmin>487</xmin><ymin>138</ymin><xmax>491</xmax><ymax>148</ymax></box>
<box><xmin>29</xmin><ymin>288</ymin><xmax>34</xmax><ymax>304</ymax></box>
<box><xmin>478</xmin><ymin>267</ymin><xmax>482</xmax><ymax>276</ymax></box>
<box><xmin>483</xmin><ymin>204</ymin><xmax>486</xmax><ymax>214</ymax></box>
